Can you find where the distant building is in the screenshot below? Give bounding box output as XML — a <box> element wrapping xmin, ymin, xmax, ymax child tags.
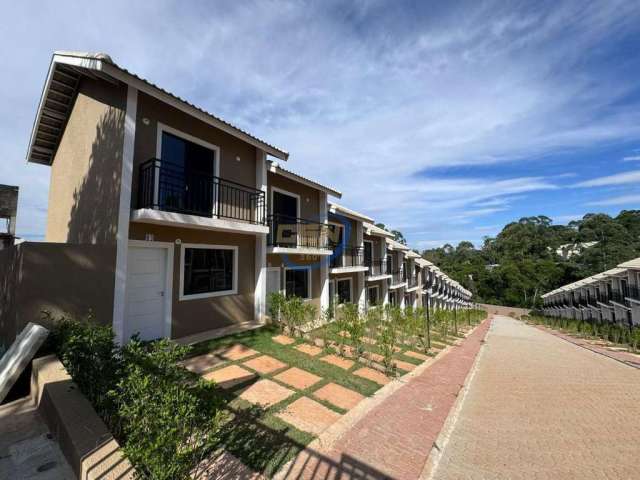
<box><xmin>554</xmin><ymin>241</ymin><xmax>598</xmax><ymax>260</ymax></box>
<box><xmin>485</xmin><ymin>264</ymin><xmax>500</xmax><ymax>271</ymax></box>
<box><xmin>0</xmin><ymin>184</ymin><xmax>18</xmax><ymax>250</ymax></box>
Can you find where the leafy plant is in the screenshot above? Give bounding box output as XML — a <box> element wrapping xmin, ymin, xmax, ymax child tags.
<box><xmin>342</xmin><ymin>303</ymin><xmax>365</xmax><ymax>357</ymax></box>
<box><xmin>267</xmin><ymin>292</ymin><xmax>286</xmax><ymax>327</ymax></box>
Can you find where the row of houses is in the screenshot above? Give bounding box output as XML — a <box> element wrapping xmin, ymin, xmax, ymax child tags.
<box><xmin>541</xmin><ymin>257</ymin><xmax>640</xmax><ymax>326</ymax></box>
<box><xmin>14</xmin><ymin>51</ymin><xmax>471</xmax><ymax>346</ymax></box>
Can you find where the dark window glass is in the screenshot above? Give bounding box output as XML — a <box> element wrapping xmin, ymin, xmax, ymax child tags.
<box><xmin>364</xmin><ymin>242</ymin><xmax>372</xmax><ymax>266</ymax></box>
<box><xmin>183</xmin><ymin>248</ymin><xmax>233</xmax><ymax>296</ymax></box>
<box><xmin>286</xmin><ymin>269</ymin><xmax>309</xmax><ymax>298</ymax></box>
<box><xmin>337</xmin><ymin>280</ymin><xmax>351</xmax><ymax>304</ymax></box>
<box><xmin>368</xmin><ymin>287</ymin><xmax>378</xmax><ymax>305</ymax></box>
<box><xmin>389</xmin><ymin>291</ymin><xmax>397</xmax><ymax>306</ymax></box>
<box><xmin>273</xmin><ymin>191</ymin><xmax>298</xmax><ymax>218</ymax></box>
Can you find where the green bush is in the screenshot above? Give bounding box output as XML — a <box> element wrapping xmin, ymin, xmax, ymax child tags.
<box><xmin>116</xmin><ymin>339</ymin><xmax>225</xmax><ymax>480</ymax></box>
<box><xmin>49</xmin><ymin>315</ymin><xmax>226</xmax><ymax>480</ymax></box>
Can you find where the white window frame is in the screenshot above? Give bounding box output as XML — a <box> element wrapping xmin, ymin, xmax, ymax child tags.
<box><xmin>284</xmin><ymin>266</ymin><xmax>312</xmax><ymax>300</ymax></box>
<box><xmin>179</xmin><ymin>243</ymin><xmax>238</xmax><ymax>301</ymax></box>
<box><xmin>367</xmin><ymin>285</ymin><xmax>379</xmax><ymax>306</ymax></box>
<box><xmin>336</xmin><ymin>277</ymin><xmax>353</xmax><ymax>304</ymax></box>
<box><xmin>156</xmin><ymin>122</ymin><xmax>221</xmax><ymax>213</ymax></box>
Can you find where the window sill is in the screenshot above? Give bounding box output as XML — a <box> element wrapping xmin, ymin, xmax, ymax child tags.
<box><xmin>179</xmin><ymin>289</ymin><xmax>238</xmax><ymax>301</ymax></box>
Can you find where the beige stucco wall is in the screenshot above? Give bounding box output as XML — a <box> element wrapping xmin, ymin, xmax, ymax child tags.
<box><xmin>267</xmin><ymin>253</ymin><xmax>323</xmax><ymax>314</ymax></box>
<box><xmin>46</xmin><ymin>77</ymin><xmax>127</xmax><ymax>244</ymax></box>
<box><xmin>131</xmin><ymin>92</ymin><xmax>258</xmax><ymax>208</ymax></box>
<box><xmin>0</xmin><ymin>243</ymin><xmax>116</xmax><ymax>348</ymax></box>
<box><xmin>267</xmin><ymin>172</ymin><xmax>321</xmax><ymax>220</ymax></box>
<box><xmin>128</xmin><ymin>224</ymin><xmax>256</xmax><ymax>339</ymax></box>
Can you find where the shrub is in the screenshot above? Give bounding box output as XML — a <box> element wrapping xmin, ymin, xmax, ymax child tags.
<box><xmin>267</xmin><ymin>292</ymin><xmax>286</xmax><ymax>326</ymax></box>
<box><xmin>49</xmin><ymin>315</ymin><xmax>226</xmax><ymax>480</ymax></box>
<box><xmin>342</xmin><ymin>303</ymin><xmax>365</xmax><ymax>357</ymax></box>
<box><xmin>116</xmin><ymin>339</ymin><xmax>225</xmax><ymax>480</ymax></box>
<box><xmin>279</xmin><ymin>295</ymin><xmax>317</xmax><ymax>337</ymax></box>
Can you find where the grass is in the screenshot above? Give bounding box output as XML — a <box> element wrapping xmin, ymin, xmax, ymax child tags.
<box><xmin>187</xmin><ymin>312</ymin><xmax>486</xmax><ymax>477</ymax></box>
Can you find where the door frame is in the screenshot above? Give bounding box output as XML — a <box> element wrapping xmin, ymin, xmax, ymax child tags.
<box><xmin>127</xmin><ymin>240</ymin><xmax>174</xmax><ymax>339</ymax></box>
<box><xmin>266</xmin><ymin>266</ymin><xmax>283</xmax><ymax>293</ymax></box>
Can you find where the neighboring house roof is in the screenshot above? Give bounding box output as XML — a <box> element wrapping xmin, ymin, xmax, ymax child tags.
<box><xmin>328</xmin><ymin>203</ymin><xmax>373</xmax><ymax>223</ymax></box>
<box><xmin>386</xmin><ymin>237</ymin><xmax>410</xmax><ymax>251</ymax></box>
<box><xmin>27</xmin><ymin>51</ymin><xmax>289</xmax><ymax>165</ymax></box>
<box><xmin>415</xmin><ymin>258</ymin><xmax>433</xmax><ymax>267</ymax></box>
<box><xmin>363</xmin><ymin>222</ymin><xmax>394</xmax><ymax>238</ymax></box>
<box><xmin>405</xmin><ymin>250</ymin><xmax>421</xmax><ymax>259</ymax></box>
<box><xmin>618</xmin><ymin>256</ymin><xmax>640</xmax><ymax>269</ymax></box>
<box><xmin>267</xmin><ymin>161</ymin><xmax>341</xmax><ymax>198</ymax></box>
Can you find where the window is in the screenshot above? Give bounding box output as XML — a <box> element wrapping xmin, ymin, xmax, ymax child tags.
<box><xmin>367</xmin><ymin>286</ymin><xmax>379</xmax><ymax>306</ymax></box>
<box><xmin>285</xmin><ymin>268</ymin><xmax>311</xmax><ymax>299</ymax></box>
<box><xmin>389</xmin><ymin>291</ymin><xmax>397</xmax><ymax>306</ymax></box>
<box><xmin>336</xmin><ymin>278</ymin><xmax>352</xmax><ymax>304</ymax></box>
<box><xmin>180</xmin><ymin>244</ymin><xmax>237</xmax><ymax>300</ymax></box>
<box><xmin>364</xmin><ymin>241</ymin><xmax>373</xmax><ymax>266</ymax></box>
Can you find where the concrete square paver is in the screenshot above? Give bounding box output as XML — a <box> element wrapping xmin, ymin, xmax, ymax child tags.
<box><xmin>182</xmin><ymin>353</ymin><xmax>225</xmax><ymax>374</ymax></box>
<box><xmin>404</xmin><ymin>351</ymin><xmax>429</xmax><ymax>361</ymax></box>
<box><xmin>239</xmin><ymin>379</ymin><xmax>295</xmax><ymax>407</ymax></box>
<box><xmin>313</xmin><ymin>382</ymin><xmax>365</xmax><ymax>411</ymax></box>
<box><xmin>320</xmin><ymin>354</ymin><xmax>354</xmax><ymax>370</ymax></box>
<box><xmin>218</xmin><ymin>344</ymin><xmax>259</xmax><ymax>361</ymax></box>
<box><xmin>368</xmin><ymin>352</ymin><xmax>384</xmax><ymax>363</ymax></box>
<box><xmin>274</xmin><ymin>367</ymin><xmax>322</xmax><ymax>390</ymax></box>
<box><xmin>243</xmin><ymin>355</ymin><xmax>288</xmax><ymax>374</ymax></box>
<box><xmin>203</xmin><ymin>365</ymin><xmax>256</xmax><ymax>389</ymax></box>
<box><xmin>394</xmin><ymin>360</ymin><xmax>418</xmax><ymax>372</ymax></box>
<box><xmin>275</xmin><ymin>397</ymin><xmax>341</xmax><ymax>436</ymax></box>
<box><xmin>272</xmin><ymin>334</ymin><xmax>295</xmax><ymax>345</ymax></box>
<box><xmin>353</xmin><ymin>367</ymin><xmax>391</xmax><ymax>385</ymax></box>
<box><xmin>295</xmin><ymin>343</ymin><xmax>323</xmax><ymax>356</ymax></box>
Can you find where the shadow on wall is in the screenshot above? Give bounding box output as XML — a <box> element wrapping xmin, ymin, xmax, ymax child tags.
<box><xmin>67</xmin><ymin>95</ymin><xmax>124</xmax><ymax>245</ymax></box>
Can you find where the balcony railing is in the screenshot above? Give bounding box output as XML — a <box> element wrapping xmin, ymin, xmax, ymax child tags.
<box><xmin>390</xmin><ymin>270</ymin><xmax>404</xmax><ymax>285</ymax></box>
<box><xmin>267</xmin><ymin>214</ymin><xmax>330</xmax><ymax>249</ymax></box>
<box><xmin>610</xmin><ymin>289</ymin><xmax>628</xmax><ymax>305</ymax></box>
<box><xmin>137</xmin><ymin>159</ymin><xmax>266</xmax><ymax>224</ymax></box>
<box><xmin>627</xmin><ymin>285</ymin><xmax>640</xmax><ymax>301</ymax></box>
<box><xmin>366</xmin><ymin>259</ymin><xmax>387</xmax><ymax>277</ymax></box>
<box><xmin>330</xmin><ymin>246</ymin><xmax>364</xmax><ymax>269</ymax></box>
<box><xmin>407</xmin><ymin>274</ymin><xmax>418</xmax><ymax>288</ymax></box>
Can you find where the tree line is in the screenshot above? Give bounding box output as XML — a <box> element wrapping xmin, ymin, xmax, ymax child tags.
<box><xmin>421</xmin><ymin>211</ymin><xmax>640</xmax><ymax>308</ymax></box>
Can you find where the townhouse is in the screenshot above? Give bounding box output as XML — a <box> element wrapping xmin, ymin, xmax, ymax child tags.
<box><xmin>542</xmin><ymin>256</ymin><xmax>640</xmax><ymax>327</ymax></box>
<box><xmin>15</xmin><ymin>50</ymin><xmax>474</xmax><ymax>346</ymax></box>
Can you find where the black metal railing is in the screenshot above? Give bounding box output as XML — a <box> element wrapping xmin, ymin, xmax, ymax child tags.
<box><xmin>407</xmin><ymin>274</ymin><xmax>418</xmax><ymax>288</ymax></box>
<box><xmin>390</xmin><ymin>270</ymin><xmax>404</xmax><ymax>285</ymax></box>
<box><xmin>627</xmin><ymin>285</ymin><xmax>640</xmax><ymax>301</ymax></box>
<box><xmin>610</xmin><ymin>289</ymin><xmax>627</xmax><ymax>305</ymax></box>
<box><xmin>366</xmin><ymin>259</ymin><xmax>387</xmax><ymax>277</ymax></box>
<box><xmin>330</xmin><ymin>246</ymin><xmax>365</xmax><ymax>268</ymax></box>
<box><xmin>267</xmin><ymin>214</ymin><xmax>330</xmax><ymax>249</ymax></box>
<box><xmin>137</xmin><ymin>159</ymin><xmax>266</xmax><ymax>224</ymax></box>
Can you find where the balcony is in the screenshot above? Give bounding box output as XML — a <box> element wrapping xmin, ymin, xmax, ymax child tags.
<box><xmin>627</xmin><ymin>285</ymin><xmax>640</xmax><ymax>302</ymax></box>
<box><xmin>330</xmin><ymin>246</ymin><xmax>367</xmax><ymax>271</ymax></box>
<box><xmin>389</xmin><ymin>270</ymin><xmax>405</xmax><ymax>288</ymax></box>
<box><xmin>134</xmin><ymin>159</ymin><xmax>268</xmax><ymax>234</ymax></box>
<box><xmin>406</xmin><ymin>274</ymin><xmax>418</xmax><ymax>289</ymax></box>
<box><xmin>610</xmin><ymin>289</ymin><xmax>629</xmax><ymax>307</ymax></box>
<box><xmin>365</xmin><ymin>259</ymin><xmax>389</xmax><ymax>279</ymax></box>
<box><xmin>267</xmin><ymin>214</ymin><xmax>331</xmax><ymax>254</ymax></box>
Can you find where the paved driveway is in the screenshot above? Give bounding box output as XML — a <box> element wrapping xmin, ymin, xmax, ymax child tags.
<box><xmin>432</xmin><ymin>316</ymin><xmax>640</xmax><ymax>480</ymax></box>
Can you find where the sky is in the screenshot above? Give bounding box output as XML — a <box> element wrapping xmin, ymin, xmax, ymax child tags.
<box><xmin>2</xmin><ymin>0</ymin><xmax>640</xmax><ymax>249</ymax></box>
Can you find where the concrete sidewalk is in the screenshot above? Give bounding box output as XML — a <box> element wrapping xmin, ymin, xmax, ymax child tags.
<box><xmin>277</xmin><ymin>318</ymin><xmax>492</xmax><ymax>479</ymax></box>
<box><xmin>431</xmin><ymin>316</ymin><xmax>640</xmax><ymax>480</ymax></box>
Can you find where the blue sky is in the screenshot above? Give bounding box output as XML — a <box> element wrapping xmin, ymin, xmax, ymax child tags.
<box><xmin>2</xmin><ymin>1</ymin><xmax>640</xmax><ymax>249</ymax></box>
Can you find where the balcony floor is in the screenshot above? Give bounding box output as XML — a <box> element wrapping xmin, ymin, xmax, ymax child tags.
<box><xmin>267</xmin><ymin>246</ymin><xmax>333</xmax><ymax>256</ymax></box>
<box><xmin>131</xmin><ymin>208</ymin><xmax>269</xmax><ymax>235</ymax></box>
<box><xmin>330</xmin><ymin>266</ymin><xmax>369</xmax><ymax>274</ymax></box>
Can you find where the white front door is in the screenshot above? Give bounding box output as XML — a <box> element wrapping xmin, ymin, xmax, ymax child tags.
<box><xmin>266</xmin><ymin>267</ymin><xmax>281</xmax><ymax>314</ymax></box>
<box><xmin>124</xmin><ymin>246</ymin><xmax>169</xmax><ymax>341</ymax></box>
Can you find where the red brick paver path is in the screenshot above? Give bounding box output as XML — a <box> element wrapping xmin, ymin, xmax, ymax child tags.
<box><xmin>280</xmin><ymin>318</ymin><xmax>491</xmax><ymax>479</ymax></box>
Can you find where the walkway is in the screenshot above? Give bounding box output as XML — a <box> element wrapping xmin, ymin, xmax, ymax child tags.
<box><xmin>432</xmin><ymin>316</ymin><xmax>640</xmax><ymax>480</ymax></box>
<box><xmin>279</xmin><ymin>318</ymin><xmax>492</xmax><ymax>479</ymax></box>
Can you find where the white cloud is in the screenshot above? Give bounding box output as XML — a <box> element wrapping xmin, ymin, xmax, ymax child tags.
<box><xmin>586</xmin><ymin>194</ymin><xmax>640</xmax><ymax>206</ymax></box>
<box><xmin>622</xmin><ymin>155</ymin><xmax>640</xmax><ymax>161</ymax></box>
<box><xmin>574</xmin><ymin>170</ymin><xmax>640</xmax><ymax>187</ymax></box>
<box><xmin>2</xmin><ymin>0</ymin><xmax>640</xmax><ymax>247</ymax></box>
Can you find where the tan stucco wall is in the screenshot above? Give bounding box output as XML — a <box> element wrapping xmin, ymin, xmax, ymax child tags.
<box><xmin>267</xmin><ymin>172</ymin><xmax>321</xmax><ymax>220</ymax></box>
<box><xmin>0</xmin><ymin>243</ymin><xmax>116</xmax><ymax>348</ymax></box>
<box><xmin>131</xmin><ymin>92</ymin><xmax>258</xmax><ymax>208</ymax></box>
<box><xmin>128</xmin><ymin>224</ymin><xmax>256</xmax><ymax>339</ymax></box>
<box><xmin>267</xmin><ymin>253</ymin><xmax>323</xmax><ymax>314</ymax></box>
<box><xmin>46</xmin><ymin>78</ymin><xmax>127</xmax><ymax>244</ymax></box>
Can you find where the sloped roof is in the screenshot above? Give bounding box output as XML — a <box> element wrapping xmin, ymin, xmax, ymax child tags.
<box><xmin>618</xmin><ymin>256</ymin><xmax>640</xmax><ymax>269</ymax></box>
<box><xmin>28</xmin><ymin>51</ymin><xmax>289</xmax><ymax>165</ymax></box>
<box><xmin>363</xmin><ymin>222</ymin><xmax>395</xmax><ymax>238</ymax></box>
<box><xmin>268</xmin><ymin>161</ymin><xmax>341</xmax><ymax>198</ymax></box>
<box><xmin>329</xmin><ymin>203</ymin><xmax>372</xmax><ymax>222</ymax></box>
